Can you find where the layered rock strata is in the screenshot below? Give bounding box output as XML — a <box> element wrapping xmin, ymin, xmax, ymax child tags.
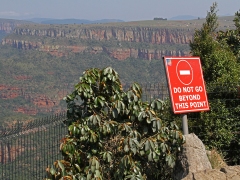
<box><xmin>2</xmin><ymin>25</ymin><xmax>192</xmax><ymax>60</ymax></box>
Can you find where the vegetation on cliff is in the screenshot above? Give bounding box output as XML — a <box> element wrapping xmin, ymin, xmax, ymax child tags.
<box><xmin>0</xmin><ymin>45</ymin><xmax>166</xmax><ymax>124</ymax></box>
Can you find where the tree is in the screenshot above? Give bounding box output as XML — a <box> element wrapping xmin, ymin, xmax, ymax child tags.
<box><xmin>45</xmin><ymin>67</ymin><xmax>184</xmax><ymax>180</ymax></box>
<box><xmin>190</xmin><ymin>2</ymin><xmax>240</xmax><ymax>87</ymax></box>
<box><xmin>217</xmin><ymin>10</ymin><xmax>240</xmax><ymax>62</ymax></box>
<box><xmin>189</xmin><ymin>3</ymin><xmax>240</xmax><ymax>165</ymax></box>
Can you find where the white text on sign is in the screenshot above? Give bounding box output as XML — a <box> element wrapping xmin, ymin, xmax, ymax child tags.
<box><xmin>173</xmin><ymin>86</ymin><xmax>203</xmax><ymax>93</ymax></box>
<box><xmin>175</xmin><ymin>101</ymin><xmax>207</xmax><ymax>109</ymax></box>
<box><xmin>173</xmin><ymin>86</ymin><xmax>207</xmax><ymax>110</ymax></box>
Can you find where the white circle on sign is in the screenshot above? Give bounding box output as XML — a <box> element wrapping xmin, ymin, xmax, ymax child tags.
<box><xmin>176</xmin><ymin>60</ymin><xmax>193</xmax><ymax>85</ymax></box>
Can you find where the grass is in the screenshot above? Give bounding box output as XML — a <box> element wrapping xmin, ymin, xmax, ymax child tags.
<box><xmin>207</xmin><ymin>149</ymin><xmax>227</xmax><ymax>169</ymax></box>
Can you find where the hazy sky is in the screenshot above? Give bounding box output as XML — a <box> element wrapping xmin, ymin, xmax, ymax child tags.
<box><xmin>0</xmin><ymin>0</ymin><xmax>239</xmax><ymax>21</ymax></box>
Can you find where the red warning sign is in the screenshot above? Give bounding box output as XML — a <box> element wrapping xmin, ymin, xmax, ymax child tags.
<box><xmin>163</xmin><ymin>56</ymin><xmax>210</xmax><ymax>114</ymax></box>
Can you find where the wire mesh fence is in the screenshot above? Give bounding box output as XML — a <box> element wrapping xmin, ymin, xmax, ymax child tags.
<box><xmin>0</xmin><ymin>83</ymin><xmax>240</xmax><ymax>179</ymax></box>
<box><xmin>0</xmin><ymin>112</ymin><xmax>68</xmax><ymax>180</ymax></box>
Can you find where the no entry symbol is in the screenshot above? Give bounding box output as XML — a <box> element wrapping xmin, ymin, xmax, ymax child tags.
<box><xmin>176</xmin><ymin>60</ymin><xmax>193</xmax><ymax>85</ymax></box>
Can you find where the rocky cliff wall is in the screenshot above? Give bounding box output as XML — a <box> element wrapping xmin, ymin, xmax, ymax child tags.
<box><xmin>2</xmin><ymin>38</ymin><xmax>190</xmax><ymax>60</ymax></box>
<box><xmin>0</xmin><ymin>20</ymin><xmax>32</xmax><ymax>33</ymax></box>
<box><xmin>0</xmin><ymin>22</ymin><xmax>18</xmax><ymax>33</ymax></box>
<box><xmin>0</xmin><ymin>84</ymin><xmax>65</xmax><ymax>115</ymax></box>
<box><xmin>13</xmin><ymin>26</ymin><xmax>193</xmax><ymax>44</ymax></box>
<box><xmin>2</xmin><ymin>24</ymin><xmax>193</xmax><ymax>60</ymax></box>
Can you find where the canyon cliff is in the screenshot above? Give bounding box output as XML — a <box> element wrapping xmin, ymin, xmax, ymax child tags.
<box><xmin>0</xmin><ymin>18</ymin><xmax>234</xmax><ymax>118</ymax></box>
<box><xmin>0</xmin><ymin>19</ymin><xmax>33</xmax><ymax>33</ymax></box>
<box><xmin>1</xmin><ymin>17</ymin><xmax>235</xmax><ymax>60</ymax></box>
<box><xmin>0</xmin><ymin>84</ymin><xmax>65</xmax><ymax>115</ymax></box>
<box><xmin>2</xmin><ymin>23</ymin><xmax>194</xmax><ymax>60</ymax></box>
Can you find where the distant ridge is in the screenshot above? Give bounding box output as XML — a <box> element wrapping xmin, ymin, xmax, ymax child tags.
<box><xmin>169</xmin><ymin>15</ymin><xmax>199</xmax><ymax>20</ymax></box>
<box><xmin>25</xmin><ymin>18</ymin><xmax>55</xmax><ymax>23</ymax></box>
<box><xmin>27</xmin><ymin>18</ymin><xmax>124</xmax><ymax>24</ymax></box>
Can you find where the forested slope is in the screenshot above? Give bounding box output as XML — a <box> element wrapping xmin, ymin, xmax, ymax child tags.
<box><xmin>0</xmin><ymin>45</ymin><xmax>166</xmax><ymax>124</ymax></box>
<box><xmin>0</xmin><ymin>16</ymin><xmax>235</xmax><ymax>124</ymax></box>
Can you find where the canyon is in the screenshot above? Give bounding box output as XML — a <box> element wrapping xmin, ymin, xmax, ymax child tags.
<box><xmin>1</xmin><ymin>21</ymin><xmax>196</xmax><ymax>60</ymax></box>
<box><xmin>0</xmin><ymin>17</ymin><xmax>235</xmax><ymax>118</ymax></box>
<box><xmin>1</xmin><ymin>16</ymin><xmax>234</xmax><ymax>60</ymax></box>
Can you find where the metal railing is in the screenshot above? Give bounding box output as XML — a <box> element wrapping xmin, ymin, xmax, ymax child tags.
<box><xmin>0</xmin><ymin>112</ymin><xmax>67</xmax><ymax>180</ymax></box>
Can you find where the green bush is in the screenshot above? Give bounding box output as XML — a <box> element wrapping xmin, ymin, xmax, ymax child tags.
<box><xmin>45</xmin><ymin>67</ymin><xmax>184</xmax><ymax>180</ymax></box>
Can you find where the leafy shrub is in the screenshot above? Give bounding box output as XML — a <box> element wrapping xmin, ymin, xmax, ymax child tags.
<box><xmin>45</xmin><ymin>67</ymin><xmax>184</xmax><ymax>180</ymax></box>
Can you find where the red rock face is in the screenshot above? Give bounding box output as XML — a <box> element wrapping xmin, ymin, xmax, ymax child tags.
<box><xmin>0</xmin><ymin>85</ymin><xmax>9</xmax><ymax>90</ymax></box>
<box><xmin>0</xmin><ymin>85</ymin><xmax>20</xmax><ymax>90</ymax></box>
<box><xmin>32</xmin><ymin>96</ymin><xmax>57</xmax><ymax>107</ymax></box>
<box><xmin>2</xmin><ymin>38</ymin><xmax>191</xmax><ymax>60</ymax></box>
<box><xmin>0</xmin><ymin>92</ymin><xmax>20</xmax><ymax>99</ymax></box>
<box><xmin>14</xmin><ymin>75</ymin><xmax>32</xmax><ymax>80</ymax></box>
<box><xmin>2</xmin><ymin>26</ymin><xmax>192</xmax><ymax>60</ymax></box>
<box><xmin>0</xmin><ymin>84</ymin><xmax>65</xmax><ymax>115</ymax></box>
<box><xmin>14</xmin><ymin>107</ymin><xmax>37</xmax><ymax>115</ymax></box>
<box><xmin>104</xmin><ymin>48</ymin><xmax>131</xmax><ymax>60</ymax></box>
<box><xmin>0</xmin><ymin>85</ymin><xmax>21</xmax><ymax>99</ymax></box>
<box><xmin>67</xmin><ymin>45</ymin><xmax>88</xmax><ymax>53</ymax></box>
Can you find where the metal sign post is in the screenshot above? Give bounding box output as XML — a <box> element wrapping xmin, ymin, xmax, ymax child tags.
<box><xmin>181</xmin><ymin>114</ymin><xmax>189</xmax><ymax>135</ymax></box>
